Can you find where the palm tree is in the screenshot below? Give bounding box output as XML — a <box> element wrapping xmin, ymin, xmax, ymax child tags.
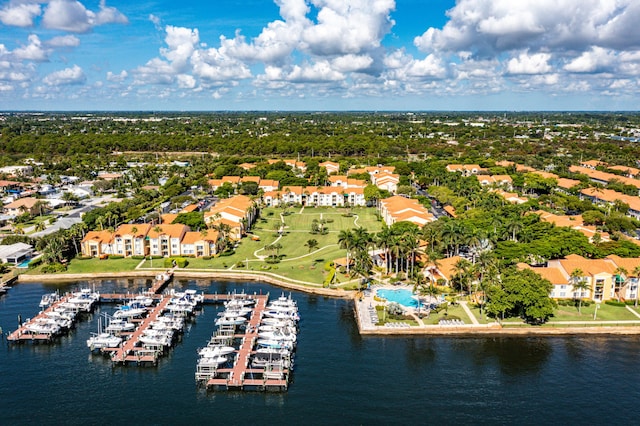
<box><xmin>570</xmin><ymin>268</ymin><xmax>589</xmax><ymax>314</ymax></box>
<box><xmin>634</xmin><ymin>265</ymin><xmax>640</xmax><ymax>307</ymax></box>
<box><xmin>337</xmin><ymin>229</ymin><xmax>355</xmax><ymax>275</ymax></box>
<box><xmin>305</xmin><ymin>239</ymin><xmax>318</xmax><ymax>253</ymax></box>
<box><xmin>506</xmin><ymin>218</ymin><xmax>524</xmax><ymax>242</ymax></box>
<box><xmin>376</xmin><ymin>226</ymin><xmax>394</xmax><ymax>275</ymax></box>
<box><xmin>613</xmin><ymin>266</ymin><xmax>628</xmax><ymax>301</ymax></box>
<box><xmin>453</xmin><ymin>258</ymin><xmax>474</xmax><ymax>296</ymax></box>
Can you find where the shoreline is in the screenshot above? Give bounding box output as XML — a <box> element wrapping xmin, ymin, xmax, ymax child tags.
<box><xmin>16</xmin><ymin>270</ymin><xmax>640</xmax><ymax>336</ymax></box>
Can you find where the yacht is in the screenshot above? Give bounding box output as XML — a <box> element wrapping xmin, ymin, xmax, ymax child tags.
<box><xmin>105</xmin><ymin>318</ymin><xmax>136</xmax><ymax>334</ymax></box>
<box><xmin>67</xmin><ymin>288</ymin><xmax>100</xmax><ymax>312</ymax></box>
<box><xmin>263</xmin><ymin>310</ymin><xmax>300</xmax><ymax>321</ymax></box>
<box><xmin>198</xmin><ymin>345</ymin><xmax>236</xmax><ymax>358</ymax></box>
<box><xmin>215</xmin><ymin>316</ymin><xmax>247</xmax><ymax>326</ymax></box>
<box><xmin>258</xmin><ymin>330</ymin><xmax>297</xmax><ymax>343</ymax></box>
<box><xmin>113</xmin><ymin>302</ymin><xmax>147</xmax><ymax>319</ymax></box>
<box><xmin>39</xmin><ymin>292</ymin><xmax>59</xmax><ymax>309</ymax></box>
<box><xmin>87</xmin><ymin>333</ymin><xmax>122</xmax><ymax>351</ymax></box>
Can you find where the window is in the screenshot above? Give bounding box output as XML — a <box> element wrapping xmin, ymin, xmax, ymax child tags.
<box><xmin>560</xmin><ymin>292</ymin><xmax>566</xmax><ymax>297</ymax></box>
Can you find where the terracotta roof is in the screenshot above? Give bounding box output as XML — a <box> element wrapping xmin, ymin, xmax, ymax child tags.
<box><xmin>605</xmin><ymin>255</ymin><xmax>640</xmax><ymax>276</ymax></box>
<box><xmin>180</xmin><ymin>204</ymin><xmax>198</xmax><ymax>213</ymax></box>
<box><xmin>161</xmin><ymin>213</ymin><xmax>178</xmax><ymax>224</ymax></box>
<box><xmin>181</xmin><ymin>229</ymin><xmax>219</xmax><ymax>244</ymax></box>
<box><xmin>147</xmin><ymin>224</ymin><xmax>188</xmax><ymax>238</ymax></box>
<box><xmin>519</xmin><ymin>263</ymin><xmax>568</xmax><ymax>285</ymax></box>
<box><xmin>113</xmin><ymin>223</ymin><xmax>151</xmax><ymax>237</ymax></box>
<box><xmin>4</xmin><ymin>197</ymin><xmax>44</xmax><ymax>209</ymax></box>
<box><xmin>82</xmin><ymin>230</ymin><xmax>113</xmax><ymax>244</ymax></box>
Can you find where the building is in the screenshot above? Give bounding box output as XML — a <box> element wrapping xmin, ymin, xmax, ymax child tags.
<box><xmin>379</xmin><ymin>195</ymin><xmax>434</xmax><ymax>227</ymax></box>
<box><xmin>204</xmin><ymin>195</ymin><xmax>257</xmax><ymax>240</ymax></box>
<box><xmin>0</xmin><ymin>243</ymin><xmax>34</xmax><ymax>265</ymax></box>
<box><xmin>180</xmin><ymin>229</ymin><xmax>220</xmax><ymax>257</ymax></box>
<box><xmin>3</xmin><ymin>198</ymin><xmax>48</xmax><ymax>216</ymax></box>
<box><xmin>319</xmin><ymin>161</ymin><xmax>340</xmax><ymax>175</ymax></box>
<box><xmin>111</xmin><ymin>224</ymin><xmax>151</xmax><ymax>257</ymax></box>
<box><xmin>371</xmin><ymin>172</ymin><xmax>400</xmax><ymax>193</ymax></box>
<box><xmin>446</xmin><ymin>164</ymin><xmax>487</xmax><ymax>176</ymax></box>
<box><xmin>147</xmin><ymin>224</ymin><xmax>189</xmax><ymax>257</ymax></box>
<box><xmin>81</xmin><ymin>230</ymin><xmax>115</xmax><ymax>258</ymax></box>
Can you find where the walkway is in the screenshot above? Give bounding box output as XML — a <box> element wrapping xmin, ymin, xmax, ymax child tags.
<box><xmin>459</xmin><ymin>301</ymin><xmax>480</xmax><ymax>325</ymax></box>
<box><xmin>626</xmin><ymin>305</ymin><xmax>640</xmax><ymax>319</ymax></box>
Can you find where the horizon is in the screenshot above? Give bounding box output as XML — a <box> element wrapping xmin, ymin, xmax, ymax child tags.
<box><xmin>1</xmin><ymin>1</ymin><xmax>640</xmax><ymax>111</ymax></box>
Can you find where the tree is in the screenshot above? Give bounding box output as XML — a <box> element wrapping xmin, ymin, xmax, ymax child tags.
<box><xmin>498</xmin><ymin>268</ymin><xmax>555</xmax><ymax>324</ymax></box>
<box><xmin>634</xmin><ymin>265</ymin><xmax>640</xmax><ymax>307</ymax></box>
<box><xmin>613</xmin><ymin>266</ymin><xmax>628</xmax><ymax>301</ymax></box>
<box><xmin>570</xmin><ymin>268</ymin><xmax>589</xmax><ymax>314</ymax></box>
<box><xmin>337</xmin><ymin>229</ymin><xmax>355</xmax><ymax>275</ymax></box>
<box><xmin>305</xmin><ymin>239</ymin><xmax>319</xmax><ymax>253</ymax></box>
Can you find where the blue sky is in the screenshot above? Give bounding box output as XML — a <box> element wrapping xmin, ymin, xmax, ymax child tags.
<box><xmin>0</xmin><ymin>0</ymin><xmax>639</xmax><ymax>111</ymax></box>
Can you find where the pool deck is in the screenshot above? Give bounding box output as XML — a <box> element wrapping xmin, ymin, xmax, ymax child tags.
<box><xmin>355</xmin><ymin>285</ymin><xmax>640</xmax><ymax>336</ymax></box>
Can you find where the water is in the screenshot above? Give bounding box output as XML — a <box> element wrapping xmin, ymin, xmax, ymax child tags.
<box><xmin>376</xmin><ymin>288</ymin><xmax>419</xmax><ymax>307</ymax></box>
<box><xmin>2</xmin><ymin>278</ymin><xmax>640</xmax><ymax>425</ymax></box>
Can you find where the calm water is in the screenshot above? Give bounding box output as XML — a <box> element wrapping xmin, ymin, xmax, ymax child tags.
<box><xmin>1</xmin><ymin>278</ymin><xmax>640</xmax><ymax>425</ymax></box>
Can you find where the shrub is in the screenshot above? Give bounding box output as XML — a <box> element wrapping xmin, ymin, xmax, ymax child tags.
<box><xmin>605</xmin><ymin>300</ymin><xmax>626</xmax><ymax>307</ymax></box>
<box><xmin>219</xmin><ymin>249</ymin><xmax>235</xmax><ymax>257</ymax></box>
<box><xmin>108</xmin><ymin>255</ymin><xmax>124</xmax><ymax>259</ymax></box>
<box><xmin>131</xmin><ymin>255</ymin><xmax>146</xmax><ymax>260</ymax></box>
<box><xmin>28</xmin><ymin>257</ymin><xmax>43</xmax><ymax>268</ymax></box>
<box><xmin>41</xmin><ymin>263</ymin><xmax>67</xmax><ymax>273</ymax></box>
<box><xmin>202</xmin><ymin>256</ymin><xmax>211</xmax><ymax>260</ymax></box>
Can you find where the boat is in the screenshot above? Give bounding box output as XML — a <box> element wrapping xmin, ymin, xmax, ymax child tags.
<box><xmin>105</xmin><ymin>318</ymin><xmax>136</xmax><ymax>334</ymax></box>
<box><xmin>215</xmin><ymin>316</ymin><xmax>247</xmax><ymax>326</ymax></box>
<box><xmin>260</xmin><ymin>317</ymin><xmax>296</xmax><ymax>327</ymax></box>
<box><xmin>217</xmin><ymin>307</ymin><xmax>252</xmax><ymax>318</ymax></box>
<box><xmin>256</xmin><ymin>339</ymin><xmax>295</xmax><ymax>350</ymax></box>
<box><xmin>258</xmin><ymin>330</ymin><xmax>297</xmax><ymax>342</ymax></box>
<box><xmin>263</xmin><ymin>310</ymin><xmax>300</xmax><ymax>321</ymax></box>
<box><xmin>25</xmin><ymin>320</ymin><xmax>61</xmax><ymax>336</ymax></box>
<box><xmin>87</xmin><ymin>333</ymin><xmax>122</xmax><ymax>350</ymax></box>
<box><xmin>112</xmin><ymin>302</ymin><xmax>147</xmax><ymax>319</ymax></box>
<box><xmin>197</xmin><ymin>355</ymin><xmax>227</xmax><ymax>367</ymax></box>
<box><xmin>39</xmin><ymin>292</ymin><xmax>59</xmax><ymax>309</ymax></box>
<box><xmin>198</xmin><ymin>345</ymin><xmax>236</xmax><ymax>358</ymax></box>
<box><xmin>67</xmin><ymin>288</ymin><xmax>100</xmax><ymax>312</ymax></box>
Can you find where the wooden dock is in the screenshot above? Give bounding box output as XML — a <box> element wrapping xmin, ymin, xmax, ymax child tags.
<box><xmin>110</xmin><ymin>296</ymin><xmax>172</xmax><ymax>364</ymax></box>
<box><xmin>7</xmin><ymin>297</ymin><xmax>69</xmax><ymax>342</ymax></box>
<box><xmin>149</xmin><ymin>270</ymin><xmax>173</xmax><ymax>294</ymax></box>
<box><xmin>206</xmin><ymin>295</ymin><xmax>290</xmax><ymax>391</ymax></box>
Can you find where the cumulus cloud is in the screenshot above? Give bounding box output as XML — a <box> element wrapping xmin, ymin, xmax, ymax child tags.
<box><xmin>106</xmin><ymin>70</ymin><xmax>127</xmax><ymax>82</ymax></box>
<box><xmin>506</xmin><ymin>51</ymin><xmax>552</xmax><ymax>74</ymax></box>
<box><xmin>414</xmin><ymin>0</ymin><xmax>640</xmax><ymax>55</ymax></box>
<box><xmin>42</xmin><ymin>0</ymin><xmax>127</xmax><ymax>33</ymax></box>
<box><xmin>45</xmin><ymin>35</ymin><xmax>80</xmax><ymax>48</ymax></box>
<box><xmin>43</xmin><ymin>64</ymin><xmax>85</xmax><ymax>85</ymax></box>
<box><xmin>13</xmin><ymin>35</ymin><xmax>49</xmax><ymax>62</ymax></box>
<box><xmin>0</xmin><ymin>2</ymin><xmax>41</xmax><ymax>27</ymax></box>
<box><xmin>564</xmin><ymin>47</ymin><xmax>616</xmax><ymax>73</ymax></box>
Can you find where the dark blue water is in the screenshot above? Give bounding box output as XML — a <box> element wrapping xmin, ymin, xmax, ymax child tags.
<box><xmin>2</xmin><ymin>278</ymin><xmax>640</xmax><ymax>425</ymax></box>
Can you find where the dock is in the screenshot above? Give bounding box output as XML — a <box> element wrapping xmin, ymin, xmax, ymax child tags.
<box><xmin>205</xmin><ymin>295</ymin><xmax>291</xmax><ymax>391</ymax></box>
<box><xmin>149</xmin><ymin>270</ymin><xmax>173</xmax><ymax>294</ymax></box>
<box><xmin>110</xmin><ymin>296</ymin><xmax>172</xmax><ymax>365</ymax></box>
<box><xmin>7</xmin><ymin>296</ymin><xmax>69</xmax><ymax>342</ymax></box>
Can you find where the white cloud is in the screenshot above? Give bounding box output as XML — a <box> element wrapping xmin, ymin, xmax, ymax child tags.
<box><xmin>0</xmin><ymin>2</ymin><xmax>41</xmax><ymax>27</ymax></box>
<box><xmin>160</xmin><ymin>26</ymin><xmax>199</xmax><ymax>73</ymax></box>
<box><xmin>176</xmin><ymin>74</ymin><xmax>196</xmax><ymax>89</ymax></box>
<box><xmin>331</xmin><ymin>54</ymin><xmax>373</xmax><ymax>73</ymax></box>
<box><xmin>414</xmin><ymin>0</ymin><xmax>639</xmax><ymax>55</ymax></box>
<box><xmin>43</xmin><ymin>64</ymin><xmax>85</xmax><ymax>85</ymax></box>
<box><xmin>106</xmin><ymin>70</ymin><xmax>127</xmax><ymax>82</ymax></box>
<box><xmin>45</xmin><ymin>35</ymin><xmax>80</xmax><ymax>48</ymax></box>
<box><xmin>564</xmin><ymin>47</ymin><xmax>616</xmax><ymax>73</ymax></box>
<box><xmin>506</xmin><ymin>51</ymin><xmax>552</xmax><ymax>74</ymax></box>
<box><xmin>13</xmin><ymin>35</ymin><xmax>49</xmax><ymax>62</ymax></box>
<box><xmin>42</xmin><ymin>0</ymin><xmax>127</xmax><ymax>33</ymax></box>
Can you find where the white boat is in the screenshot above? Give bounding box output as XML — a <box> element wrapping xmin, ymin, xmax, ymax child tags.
<box><xmin>39</xmin><ymin>292</ymin><xmax>59</xmax><ymax>309</ymax></box>
<box><xmin>224</xmin><ymin>298</ymin><xmax>255</xmax><ymax>309</ymax></box>
<box><xmin>153</xmin><ymin>315</ymin><xmax>185</xmax><ymax>332</ymax></box>
<box><xmin>263</xmin><ymin>310</ymin><xmax>300</xmax><ymax>321</ymax></box>
<box><xmin>113</xmin><ymin>303</ymin><xmax>147</xmax><ymax>319</ymax></box>
<box><xmin>133</xmin><ymin>294</ymin><xmax>155</xmax><ymax>307</ymax></box>
<box><xmin>25</xmin><ymin>320</ymin><xmax>61</xmax><ymax>335</ymax></box>
<box><xmin>260</xmin><ymin>317</ymin><xmax>296</xmax><ymax>327</ymax></box>
<box><xmin>198</xmin><ymin>345</ymin><xmax>236</xmax><ymax>358</ymax></box>
<box><xmin>105</xmin><ymin>318</ymin><xmax>136</xmax><ymax>333</ymax></box>
<box><xmin>197</xmin><ymin>355</ymin><xmax>227</xmax><ymax>367</ymax></box>
<box><xmin>43</xmin><ymin>312</ymin><xmax>73</xmax><ymax>329</ymax></box>
<box><xmin>258</xmin><ymin>330</ymin><xmax>297</xmax><ymax>342</ymax></box>
<box><xmin>139</xmin><ymin>332</ymin><xmax>172</xmax><ymax>347</ymax></box>
<box><xmin>256</xmin><ymin>339</ymin><xmax>295</xmax><ymax>350</ymax></box>
<box><xmin>87</xmin><ymin>333</ymin><xmax>122</xmax><ymax>350</ymax></box>
<box><xmin>218</xmin><ymin>307</ymin><xmax>252</xmax><ymax>318</ymax></box>
<box><xmin>268</xmin><ymin>294</ymin><xmax>297</xmax><ymax>309</ymax></box>
<box><xmin>67</xmin><ymin>288</ymin><xmax>100</xmax><ymax>312</ymax></box>
<box><xmin>215</xmin><ymin>316</ymin><xmax>247</xmax><ymax>326</ymax></box>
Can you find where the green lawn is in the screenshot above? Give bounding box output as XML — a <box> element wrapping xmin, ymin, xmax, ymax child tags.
<box><xmin>549</xmin><ymin>303</ymin><xmax>639</xmax><ymax>322</ymax></box>
<box><xmin>421</xmin><ymin>304</ymin><xmax>472</xmax><ymax>325</ymax></box>
<box><xmin>40</xmin><ymin>206</ymin><xmax>386</xmax><ymax>286</ymax></box>
<box><xmin>61</xmin><ymin>258</ymin><xmax>143</xmax><ymax>274</ymax></box>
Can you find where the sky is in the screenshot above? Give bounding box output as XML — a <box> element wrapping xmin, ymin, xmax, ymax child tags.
<box><xmin>1</xmin><ymin>0</ymin><xmax>639</xmax><ymax>111</ymax></box>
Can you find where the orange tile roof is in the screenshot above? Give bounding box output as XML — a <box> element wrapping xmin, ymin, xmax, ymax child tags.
<box><xmin>559</xmin><ymin>254</ymin><xmax>618</xmax><ymax>276</ymax></box>
<box><xmin>181</xmin><ymin>229</ymin><xmax>219</xmax><ymax>244</ymax></box>
<box><xmin>605</xmin><ymin>255</ymin><xmax>640</xmax><ymax>276</ymax></box>
<box><xmin>147</xmin><ymin>224</ymin><xmax>188</xmax><ymax>238</ymax></box>
<box><xmin>82</xmin><ymin>230</ymin><xmax>113</xmax><ymax>244</ymax></box>
<box><xmin>113</xmin><ymin>223</ymin><xmax>151</xmax><ymax>237</ymax></box>
<box><xmin>161</xmin><ymin>213</ymin><xmax>178</xmax><ymax>224</ymax></box>
<box><xmin>519</xmin><ymin>263</ymin><xmax>568</xmax><ymax>285</ymax></box>
<box><xmin>180</xmin><ymin>204</ymin><xmax>198</xmax><ymax>213</ymax></box>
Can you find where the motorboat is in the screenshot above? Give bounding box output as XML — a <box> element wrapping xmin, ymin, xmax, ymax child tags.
<box><xmin>39</xmin><ymin>292</ymin><xmax>59</xmax><ymax>309</ymax></box>
<box><xmin>133</xmin><ymin>294</ymin><xmax>155</xmax><ymax>307</ymax></box>
<box><xmin>218</xmin><ymin>307</ymin><xmax>252</xmax><ymax>318</ymax></box>
<box><xmin>67</xmin><ymin>288</ymin><xmax>100</xmax><ymax>312</ymax></box>
<box><xmin>256</xmin><ymin>339</ymin><xmax>295</xmax><ymax>350</ymax></box>
<box><xmin>87</xmin><ymin>333</ymin><xmax>122</xmax><ymax>350</ymax></box>
<box><xmin>139</xmin><ymin>330</ymin><xmax>173</xmax><ymax>347</ymax></box>
<box><xmin>215</xmin><ymin>316</ymin><xmax>247</xmax><ymax>326</ymax></box>
<box><xmin>258</xmin><ymin>330</ymin><xmax>296</xmax><ymax>343</ymax></box>
<box><xmin>263</xmin><ymin>310</ymin><xmax>300</xmax><ymax>321</ymax></box>
<box><xmin>260</xmin><ymin>317</ymin><xmax>296</xmax><ymax>327</ymax></box>
<box><xmin>197</xmin><ymin>355</ymin><xmax>227</xmax><ymax>367</ymax></box>
<box><xmin>105</xmin><ymin>318</ymin><xmax>136</xmax><ymax>334</ymax></box>
<box><xmin>113</xmin><ymin>302</ymin><xmax>147</xmax><ymax>319</ymax></box>
<box><xmin>258</xmin><ymin>324</ymin><xmax>296</xmax><ymax>333</ymax></box>
<box><xmin>25</xmin><ymin>320</ymin><xmax>61</xmax><ymax>336</ymax></box>
<box><xmin>267</xmin><ymin>293</ymin><xmax>297</xmax><ymax>309</ymax></box>
<box><xmin>224</xmin><ymin>298</ymin><xmax>255</xmax><ymax>309</ymax></box>
<box><xmin>198</xmin><ymin>345</ymin><xmax>236</xmax><ymax>358</ymax></box>
<box><xmin>153</xmin><ymin>315</ymin><xmax>185</xmax><ymax>332</ymax></box>
<box><xmin>43</xmin><ymin>312</ymin><xmax>73</xmax><ymax>330</ymax></box>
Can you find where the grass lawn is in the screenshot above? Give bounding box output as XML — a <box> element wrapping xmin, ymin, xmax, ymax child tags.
<box><xmin>549</xmin><ymin>303</ymin><xmax>639</xmax><ymax>322</ymax></box>
<box><xmin>421</xmin><ymin>304</ymin><xmax>472</xmax><ymax>325</ymax></box>
<box><xmin>58</xmin><ymin>258</ymin><xmax>143</xmax><ymax>274</ymax></box>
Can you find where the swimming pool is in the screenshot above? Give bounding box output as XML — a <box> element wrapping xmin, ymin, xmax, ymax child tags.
<box><xmin>376</xmin><ymin>288</ymin><xmax>419</xmax><ymax>308</ymax></box>
<box><xmin>16</xmin><ymin>259</ymin><xmax>31</xmax><ymax>268</ymax></box>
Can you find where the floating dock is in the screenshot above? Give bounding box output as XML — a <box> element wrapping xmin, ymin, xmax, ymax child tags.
<box><xmin>7</xmin><ymin>296</ymin><xmax>69</xmax><ymax>342</ymax></box>
<box><xmin>109</xmin><ymin>296</ymin><xmax>173</xmax><ymax>365</ymax></box>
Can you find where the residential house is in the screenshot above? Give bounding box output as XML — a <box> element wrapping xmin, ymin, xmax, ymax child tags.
<box><xmin>3</xmin><ymin>197</ymin><xmax>48</xmax><ymax>216</ymax></box>
<box><xmin>446</xmin><ymin>164</ymin><xmax>487</xmax><ymax>176</ymax></box>
<box><xmin>319</xmin><ymin>161</ymin><xmax>340</xmax><ymax>175</ymax></box>
<box><xmin>371</xmin><ymin>172</ymin><xmax>400</xmax><ymax>193</ymax></box>
<box><xmin>476</xmin><ymin>175</ymin><xmax>513</xmax><ymax>189</ymax></box>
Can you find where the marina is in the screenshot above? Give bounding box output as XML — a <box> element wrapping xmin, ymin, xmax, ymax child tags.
<box><xmin>5</xmin><ymin>274</ymin><xmax>299</xmax><ymax>391</ymax></box>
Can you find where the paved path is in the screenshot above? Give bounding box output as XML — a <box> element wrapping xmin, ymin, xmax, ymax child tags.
<box><xmin>459</xmin><ymin>301</ymin><xmax>480</xmax><ymax>325</ymax></box>
<box><xmin>626</xmin><ymin>305</ymin><xmax>640</xmax><ymax>319</ymax></box>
